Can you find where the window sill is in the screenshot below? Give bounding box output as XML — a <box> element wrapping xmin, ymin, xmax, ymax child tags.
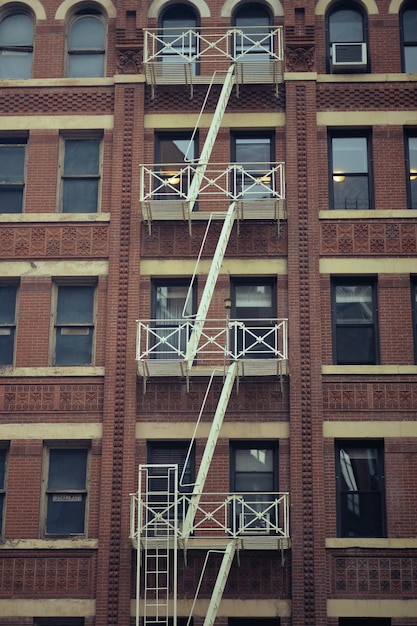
<box><xmin>0</xmin><ymin>538</ymin><xmax>98</xmax><ymax>549</ymax></box>
<box><xmin>0</xmin><ymin>213</ymin><xmax>110</xmax><ymax>223</ymax></box>
<box><xmin>320</xmin><ymin>209</ymin><xmax>417</xmax><ymax>219</ymax></box>
<box><xmin>317</xmin><ymin>72</ymin><xmax>417</xmax><ymax>82</ymax></box>
<box><xmin>326</xmin><ymin>537</ymin><xmax>417</xmax><ymax>549</ymax></box>
<box><xmin>0</xmin><ymin>366</ymin><xmax>105</xmax><ymax>377</ymax></box>
<box><xmin>322</xmin><ymin>365</ymin><xmax>417</xmax><ymax>375</ymax></box>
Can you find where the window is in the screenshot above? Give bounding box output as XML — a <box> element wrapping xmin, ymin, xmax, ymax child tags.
<box><xmin>160</xmin><ymin>5</ymin><xmax>199</xmax><ymax>74</ymax></box>
<box><xmin>0</xmin><ymin>13</ymin><xmax>33</xmax><ymax>79</ymax></box>
<box><xmin>67</xmin><ymin>12</ymin><xmax>105</xmax><ymax>77</ymax></box>
<box><xmin>411</xmin><ymin>279</ymin><xmax>417</xmax><ymax>363</ymax></box>
<box><xmin>230</xmin><ymin>441</ymin><xmax>277</xmax><ymax>533</ymax></box>
<box><xmin>232</xmin><ymin>132</ymin><xmax>274</xmax><ymax>201</ymax></box>
<box><xmin>0</xmin><ymin>447</ymin><xmax>7</xmax><ymax>534</ymax></box>
<box><xmin>401</xmin><ymin>3</ymin><xmax>417</xmax><ymax>73</ymax></box>
<box><xmin>332</xmin><ymin>278</ymin><xmax>378</xmax><ymax>365</ymax></box>
<box><xmin>34</xmin><ymin>619</ymin><xmax>84</xmax><ymax>626</ymax></box>
<box><xmin>155</xmin><ymin>132</ymin><xmax>197</xmax><ymax>200</ymax></box>
<box><xmin>151</xmin><ymin>279</ymin><xmax>195</xmax><ymax>359</ymax></box>
<box><xmin>45</xmin><ymin>447</ymin><xmax>88</xmax><ymax>536</ymax></box>
<box><xmin>60</xmin><ymin>137</ymin><xmax>101</xmax><ymax>213</ymax></box>
<box><xmin>329</xmin><ymin>133</ymin><xmax>372</xmax><ymax>209</ymax></box>
<box><xmin>54</xmin><ymin>284</ymin><xmax>95</xmax><ymax>366</ymax></box>
<box><xmin>232</xmin><ymin>4</ymin><xmax>272</xmax><ymax>63</ymax></box>
<box><xmin>327</xmin><ymin>4</ymin><xmax>367</xmax><ymax>73</ymax></box>
<box><xmin>230</xmin><ymin>277</ymin><xmax>276</xmax><ymax>358</ymax></box>
<box><xmin>339</xmin><ymin>620</ymin><xmax>390</xmax><ymax>626</ymax></box>
<box><xmin>0</xmin><ymin>137</ymin><xmax>26</xmax><ymax>213</ymax></box>
<box><xmin>336</xmin><ymin>441</ymin><xmax>386</xmax><ymax>538</ymax></box>
<box><xmin>0</xmin><ymin>284</ymin><xmax>17</xmax><ymax>365</ymax></box>
<box><xmin>406</xmin><ymin>133</ymin><xmax>417</xmax><ymax>209</ymax></box>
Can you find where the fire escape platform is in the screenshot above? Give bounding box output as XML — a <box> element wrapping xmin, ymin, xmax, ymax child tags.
<box><xmin>141</xmin><ymin>199</ymin><xmax>287</xmax><ymax>223</ymax></box>
<box><xmin>134</xmin><ymin>535</ymin><xmax>291</xmax><ymax>551</ymax></box>
<box><xmin>136</xmin><ymin>358</ymin><xmax>287</xmax><ymax>379</ymax></box>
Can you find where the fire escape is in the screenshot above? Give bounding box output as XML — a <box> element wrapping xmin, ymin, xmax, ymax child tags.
<box><xmin>131</xmin><ymin>23</ymin><xmax>289</xmax><ymax>626</ymax></box>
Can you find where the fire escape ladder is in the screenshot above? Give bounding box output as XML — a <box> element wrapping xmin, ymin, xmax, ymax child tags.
<box><xmin>180</xmin><ymin>361</ymin><xmax>237</xmax><ymax>542</ymax></box>
<box><xmin>186</xmin><ymin>64</ymin><xmax>236</xmax><ymax>214</ymax></box>
<box><xmin>203</xmin><ymin>542</ymin><xmax>237</xmax><ymax>626</ymax></box>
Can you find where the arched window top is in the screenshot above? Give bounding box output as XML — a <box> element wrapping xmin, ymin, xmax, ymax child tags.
<box><xmin>0</xmin><ymin>12</ymin><xmax>34</xmax><ymax>79</ymax></box>
<box><xmin>67</xmin><ymin>11</ymin><xmax>106</xmax><ymax>77</ymax></box>
<box><xmin>160</xmin><ymin>3</ymin><xmax>199</xmax><ymax>27</ymax></box>
<box><xmin>328</xmin><ymin>5</ymin><xmax>365</xmax><ymax>42</ymax></box>
<box><xmin>55</xmin><ymin>0</ymin><xmax>116</xmax><ymax>20</ymax></box>
<box><xmin>400</xmin><ymin>1</ymin><xmax>417</xmax><ymax>73</ymax></box>
<box><xmin>233</xmin><ymin>2</ymin><xmax>272</xmax><ymax>26</ymax></box>
<box><xmin>317</xmin><ymin>0</ymin><xmax>377</xmax><ymax>15</ymax></box>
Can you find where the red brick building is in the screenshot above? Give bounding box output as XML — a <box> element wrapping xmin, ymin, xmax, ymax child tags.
<box><xmin>0</xmin><ymin>0</ymin><xmax>416</xmax><ymax>625</ymax></box>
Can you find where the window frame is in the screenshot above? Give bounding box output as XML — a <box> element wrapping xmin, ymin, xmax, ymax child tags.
<box><xmin>0</xmin><ymin>282</ymin><xmax>18</xmax><ymax>366</ymax></box>
<box><xmin>52</xmin><ymin>282</ymin><xmax>97</xmax><ymax>367</ymax></box>
<box><xmin>154</xmin><ymin>131</ymin><xmax>198</xmax><ymax>201</ymax></box>
<box><xmin>405</xmin><ymin>130</ymin><xmax>417</xmax><ymax>209</ymax></box>
<box><xmin>0</xmin><ymin>445</ymin><xmax>8</xmax><ymax>536</ymax></box>
<box><xmin>66</xmin><ymin>10</ymin><xmax>106</xmax><ymax>78</ymax></box>
<box><xmin>328</xmin><ymin>130</ymin><xmax>373</xmax><ymax>210</ymax></box>
<box><xmin>231</xmin><ymin>131</ymin><xmax>275</xmax><ymax>201</ymax></box>
<box><xmin>0</xmin><ymin>11</ymin><xmax>34</xmax><ymax>79</ymax></box>
<box><xmin>42</xmin><ymin>445</ymin><xmax>90</xmax><ymax>538</ymax></box>
<box><xmin>331</xmin><ymin>277</ymin><xmax>379</xmax><ymax>365</ymax></box>
<box><xmin>0</xmin><ymin>135</ymin><xmax>27</xmax><ymax>214</ymax></box>
<box><xmin>58</xmin><ymin>133</ymin><xmax>102</xmax><ymax>214</ymax></box>
<box><xmin>147</xmin><ymin>441</ymin><xmax>195</xmax><ymax>495</ymax></box>
<box><xmin>400</xmin><ymin>2</ymin><xmax>417</xmax><ymax>73</ymax></box>
<box><xmin>325</xmin><ymin>2</ymin><xmax>368</xmax><ymax>74</ymax></box>
<box><xmin>231</xmin><ymin>3</ymin><xmax>273</xmax><ymax>62</ymax></box>
<box><xmin>335</xmin><ymin>440</ymin><xmax>386</xmax><ymax>538</ymax></box>
<box><xmin>159</xmin><ymin>4</ymin><xmax>200</xmax><ymax>74</ymax></box>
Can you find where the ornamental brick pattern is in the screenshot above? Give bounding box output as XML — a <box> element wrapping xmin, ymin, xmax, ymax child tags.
<box><xmin>0</xmin><ymin>90</ymin><xmax>114</xmax><ymax>115</ymax></box>
<box><xmin>321</xmin><ymin>222</ymin><xmax>417</xmax><ymax>256</ymax></box>
<box><xmin>317</xmin><ymin>84</ymin><xmax>417</xmax><ymax>111</ymax></box>
<box><xmin>323</xmin><ymin>381</ymin><xmax>417</xmax><ymax>412</ymax></box>
<box><xmin>0</xmin><ymin>383</ymin><xmax>104</xmax><ymax>414</ymax></box>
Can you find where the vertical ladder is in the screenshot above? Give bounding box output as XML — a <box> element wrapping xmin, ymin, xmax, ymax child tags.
<box><xmin>187</xmin><ymin>64</ymin><xmax>236</xmax><ymax>214</ymax></box>
<box><xmin>137</xmin><ymin>465</ymin><xmax>178</xmax><ymax>626</ymax></box>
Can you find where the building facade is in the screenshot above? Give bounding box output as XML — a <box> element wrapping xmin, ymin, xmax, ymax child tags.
<box><xmin>0</xmin><ymin>0</ymin><xmax>416</xmax><ymax>625</ymax></box>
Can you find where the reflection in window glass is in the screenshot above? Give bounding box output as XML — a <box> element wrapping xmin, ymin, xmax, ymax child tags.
<box><xmin>156</xmin><ymin>133</ymin><xmax>196</xmax><ymax>200</ymax></box>
<box><xmin>62</xmin><ymin>139</ymin><xmax>100</xmax><ymax>213</ymax></box>
<box><xmin>68</xmin><ymin>15</ymin><xmax>105</xmax><ymax>77</ymax></box>
<box><xmin>407</xmin><ymin>136</ymin><xmax>417</xmax><ymax>208</ymax></box>
<box><xmin>402</xmin><ymin>6</ymin><xmax>417</xmax><ymax>73</ymax></box>
<box><xmin>0</xmin><ymin>13</ymin><xmax>33</xmax><ymax>79</ymax></box>
<box><xmin>234</xmin><ymin>135</ymin><xmax>273</xmax><ymax>200</ymax></box>
<box><xmin>331</xmin><ymin>136</ymin><xmax>370</xmax><ymax>209</ymax></box>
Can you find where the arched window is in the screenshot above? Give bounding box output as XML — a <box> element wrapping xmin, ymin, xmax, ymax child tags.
<box><xmin>160</xmin><ymin>4</ymin><xmax>199</xmax><ymax>74</ymax></box>
<box><xmin>326</xmin><ymin>4</ymin><xmax>368</xmax><ymax>73</ymax></box>
<box><xmin>0</xmin><ymin>13</ymin><xmax>33</xmax><ymax>79</ymax></box>
<box><xmin>232</xmin><ymin>3</ymin><xmax>272</xmax><ymax>62</ymax></box>
<box><xmin>401</xmin><ymin>2</ymin><xmax>417</xmax><ymax>73</ymax></box>
<box><xmin>67</xmin><ymin>11</ymin><xmax>105</xmax><ymax>77</ymax></box>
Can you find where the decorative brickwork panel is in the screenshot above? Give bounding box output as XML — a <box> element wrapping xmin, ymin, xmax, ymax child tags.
<box><xmin>0</xmin><ymin>91</ymin><xmax>114</xmax><ymax>115</ymax></box>
<box><xmin>0</xmin><ymin>384</ymin><xmax>104</xmax><ymax>414</ymax></box>
<box><xmin>0</xmin><ymin>553</ymin><xmax>95</xmax><ymax>598</ymax></box>
<box><xmin>141</xmin><ymin>222</ymin><xmax>287</xmax><ymax>258</ymax></box>
<box><xmin>321</xmin><ymin>221</ymin><xmax>417</xmax><ymax>256</ymax></box>
<box><xmin>0</xmin><ymin>225</ymin><xmax>108</xmax><ymax>259</ymax></box>
<box><xmin>323</xmin><ymin>381</ymin><xmax>417</xmax><ymax>413</ymax></box>
<box><xmin>330</xmin><ymin>553</ymin><xmax>417</xmax><ymax>596</ymax></box>
<box><xmin>317</xmin><ymin>84</ymin><xmax>417</xmax><ymax>111</ymax></box>
<box><xmin>285</xmin><ymin>45</ymin><xmax>315</xmax><ymax>72</ymax></box>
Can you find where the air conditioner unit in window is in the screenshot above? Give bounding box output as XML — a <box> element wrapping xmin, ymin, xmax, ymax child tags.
<box><xmin>331</xmin><ymin>43</ymin><xmax>367</xmax><ymax>71</ymax></box>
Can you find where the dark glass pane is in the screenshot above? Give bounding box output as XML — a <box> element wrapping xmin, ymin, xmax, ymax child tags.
<box><xmin>46</xmin><ymin>494</ymin><xmax>86</xmax><ymax>535</ymax></box>
<box><xmin>333</xmin><ymin>175</ymin><xmax>369</xmax><ymax>209</ymax></box>
<box><xmin>0</xmin><ymin>493</ymin><xmax>3</xmax><ymax>533</ymax></box>
<box><xmin>57</xmin><ymin>286</ymin><xmax>94</xmax><ymax>324</ymax></box>
<box><xmin>68</xmin><ymin>53</ymin><xmax>105</xmax><ymax>77</ymax></box>
<box><xmin>48</xmin><ymin>449</ymin><xmax>87</xmax><ymax>490</ymax></box>
<box><xmin>0</xmin><ymin>187</ymin><xmax>23</xmax><ymax>213</ymax></box>
<box><xmin>404</xmin><ymin>46</ymin><xmax>417</xmax><ymax>73</ymax></box>
<box><xmin>235</xmin><ymin>447</ymin><xmax>273</xmax><ymax>472</ymax></box>
<box><xmin>332</xmin><ymin>137</ymin><xmax>368</xmax><ymax>174</ymax></box>
<box><xmin>0</xmin><ymin>285</ymin><xmax>16</xmax><ymax>323</ymax></box>
<box><xmin>70</xmin><ymin>17</ymin><xmax>104</xmax><ymax>49</ymax></box>
<box><xmin>162</xmin><ymin>5</ymin><xmax>197</xmax><ymax>30</ymax></box>
<box><xmin>64</xmin><ymin>140</ymin><xmax>99</xmax><ymax>176</ymax></box>
<box><xmin>55</xmin><ymin>328</ymin><xmax>93</xmax><ymax>365</ymax></box>
<box><xmin>336</xmin><ymin>326</ymin><xmax>375</xmax><ymax>364</ymax></box>
<box><xmin>155</xmin><ymin>284</ymin><xmax>192</xmax><ymax>320</ymax></box>
<box><xmin>0</xmin><ymin>146</ymin><xmax>25</xmax><ymax>182</ymax></box>
<box><xmin>411</xmin><ymin>177</ymin><xmax>417</xmax><ymax>209</ymax></box>
<box><xmin>0</xmin><ymin>14</ymin><xmax>33</xmax><ymax>46</ymax></box>
<box><xmin>0</xmin><ymin>449</ymin><xmax>6</xmax><ymax>488</ymax></box>
<box><xmin>335</xmin><ymin>285</ymin><xmax>373</xmax><ymax>323</ymax></box>
<box><xmin>403</xmin><ymin>8</ymin><xmax>417</xmax><ymax>43</ymax></box>
<box><xmin>159</xmin><ymin>138</ymin><xmax>193</xmax><ymax>165</ymax></box>
<box><xmin>340</xmin><ymin>491</ymin><xmax>383</xmax><ymax>537</ymax></box>
<box><xmin>329</xmin><ymin>9</ymin><xmax>364</xmax><ymax>43</ymax></box>
<box><xmin>0</xmin><ymin>51</ymin><xmax>32</xmax><ymax>79</ymax></box>
<box><xmin>63</xmin><ymin>178</ymin><xmax>98</xmax><ymax>213</ymax></box>
<box><xmin>234</xmin><ymin>284</ymin><xmax>274</xmax><ymax>319</ymax></box>
<box><xmin>0</xmin><ymin>330</ymin><xmax>15</xmax><ymax>365</ymax></box>
<box><xmin>339</xmin><ymin>447</ymin><xmax>381</xmax><ymax>491</ymax></box>
<box><xmin>235</xmin><ymin>473</ymin><xmax>273</xmax><ymax>491</ymax></box>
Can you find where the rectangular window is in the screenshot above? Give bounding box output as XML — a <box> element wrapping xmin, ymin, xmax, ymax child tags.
<box><xmin>151</xmin><ymin>279</ymin><xmax>195</xmax><ymax>359</ymax></box>
<box><xmin>230</xmin><ymin>277</ymin><xmax>276</xmax><ymax>358</ymax></box>
<box><xmin>60</xmin><ymin>137</ymin><xmax>101</xmax><ymax>213</ymax></box>
<box><xmin>230</xmin><ymin>441</ymin><xmax>277</xmax><ymax>533</ymax></box>
<box><xmin>0</xmin><ymin>137</ymin><xmax>26</xmax><ymax>213</ymax></box>
<box><xmin>0</xmin><ymin>284</ymin><xmax>17</xmax><ymax>365</ymax></box>
<box><xmin>332</xmin><ymin>278</ymin><xmax>378</xmax><ymax>365</ymax></box>
<box><xmin>45</xmin><ymin>447</ymin><xmax>88</xmax><ymax>536</ymax></box>
<box><xmin>35</xmin><ymin>618</ymin><xmax>84</xmax><ymax>626</ymax></box>
<box><xmin>155</xmin><ymin>132</ymin><xmax>197</xmax><ymax>200</ymax></box>
<box><xmin>406</xmin><ymin>133</ymin><xmax>417</xmax><ymax>209</ymax></box>
<box><xmin>329</xmin><ymin>132</ymin><xmax>372</xmax><ymax>209</ymax></box>
<box><xmin>54</xmin><ymin>284</ymin><xmax>95</xmax><ymax>366</ymax></box>
<box><xmin>339</xmin><ymin>620</ymin><xmax>390</xmax><ymax>626</ymax></box>
<box><xmin>232</xmin><ymin>132</ymin><xmax>274</xmax><ymax>200</ymax></box>
<box><xmin>0</xmin><ymin>447</ymin><xmax>7</xmax><ymax>534</ymax></box>
<box><xmin>336</xmin><ymin>441</ymin><xmax>386</xmax><ymax>538</ymax></box>
<box><xmin>412</xmin><ymin>278</ymin><xmax>417</xmax><ymax>363</ymax></box>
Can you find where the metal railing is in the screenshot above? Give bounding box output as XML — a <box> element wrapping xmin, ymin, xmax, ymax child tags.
<box><xmin>130</xmin><ymin>492</ymin><xmax>290</xmax><ymax>541</ymax></box>
<box><xmin>136</xmin><ymin>318</ymin><xmax>288</xmax><ymax>363</ymax></box>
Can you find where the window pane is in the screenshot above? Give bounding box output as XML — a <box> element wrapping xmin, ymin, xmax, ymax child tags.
<box><xmin>55</xmin><ymin>329</ymin><xmax>93</xmax><ymax>365</ymax></box>
<box><xmin>339</xmin><ymin>491</ymin><xmax>383</xmax><ymax>537</ymax></box>
<box><xmin>0</xmin><ymin>51</ymin><xmax>31</xmax><ymax>79</ymax></box>
<box><xmin>0</xmin><ymin>14</ymin><xmax>33</xmax><ymax>46</ymax></box>
<box><xmin>405</xmin><ymin>46</ymin><xmax>417</xmax><ymax>73</ymax></box>
<box><xmin>235</xmin><ymin>448</ymin><xmax>274</xmax><ymax>472</ymax></box>
<box><xmin>0</xmin><ymin>449</ymin><xmax>6</xmax><ymax>489</ymax></box>
<box><xmin>0</xmin><ymin>331</ymin><xmax>15</xmax><ymax>365</ymax></box>
<box><xmin>68</xmin><ymin>53</ymin><xmax>105</xmax><ymax>78</ymax></box>
<box><xmin>57</xmin><ymin>286</ymin><xmax>94</xmax><ymax>324</ymax></box>
<box><xmin>48</xmin><ymin>449</ymin><xmax>87</xmax><ymax>490</ymax></box>
<box><xmin>0</xmin><ymin>187</ymin><xmax>23</xmax><ymax>213</ymax></box>
<box><xmin>0</xmin><ymin>285</ymin><xmax>17</xmax><ymax>323</ymax></box>
<box><xmin>0</xmin><ymin>146</ymin><xmax>25</xmax><ymax>182</ymax></box>
<box><xmin>336</xmin><ymin>325</ymin><xmax>375</xmax><ymax>364</ymax></box>
<box><xmin>234</xmin><ymin>284</ymin><xmax>274</xmax><ymax>318</ymax></box>
<box><xmin>46</xmin><ymin>494</ymin><xmax>86</xmax><ymax>534</ymax></box>
<box><xmin>335</xmin><ymin>285</ymin><xmax>373</xmax><ymax>323</ymax></box>
<box><xmin>339</xmin><ymin>447</ymin><xmax>381</xmax><ymax>491</ymax></box>
<box><xmin>159</xmin><ymin>138</ymin><xmax>193</xmax><ymax>166</ymax></box>
<box><xmin>70</xmin><ymin>17</ymin><xmax>104</xmax><ymax>49</ymax></box>
<box><xmin>236</xmin><ymin>137</ymin><xmax>271</xmax><ymax>166</ymax></box>
<box><xmin>329</xmin><ymin>10</ymin><xmax>364</xmax><ymax>43</ymax></box>
<box><xmin>403</xmin><ymin>8</ymin><xmax>417</xmax><ymax>43</ymax></box>
<box><xmin>64</xmin><ymin>140</ymin><xmax>99</xmax><ymax>176</ymax></box>
<box><xmin>63</xmin><ymin>179</ymin><xmax>99</xmax><ymax>213</ymax></box>
<box><xmin>332</xmin><ymin>137</ymin><xmax>368</xmax><ymax>173</ymax></box>
<box><xmin>156</xmin><ymin>284</ymin><xmax>192</xmax><ymax>320</ymax></box>
<box><xmin>333</xmin><ymin>175</ymin><xmax>369</xmax><ymax>209</ymax></box>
